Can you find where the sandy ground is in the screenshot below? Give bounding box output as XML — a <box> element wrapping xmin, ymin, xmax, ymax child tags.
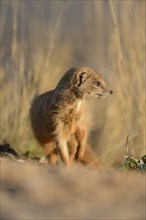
<box><xmin>1</xmin><ymin>159</ymin><xmax>145</xmax><ymax>220</ymax></box>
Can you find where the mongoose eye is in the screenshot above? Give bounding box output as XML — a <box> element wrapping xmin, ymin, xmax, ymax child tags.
<box><xmin>95</xmin><ymin>81</ymin><xmax>101</xmax><ymax>87</ymax></box>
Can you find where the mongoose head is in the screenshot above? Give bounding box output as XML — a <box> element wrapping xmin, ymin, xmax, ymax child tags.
<box><xmin>71</xmin><ymin>67</ymin><xmax>113</xmax><ymax>99</ymax></box>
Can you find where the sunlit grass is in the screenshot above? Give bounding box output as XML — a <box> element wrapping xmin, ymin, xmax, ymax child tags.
<box><xmin>0</xmin><ymin>0</ymin><xmax>145</xmax><ymax>166</ymax></box>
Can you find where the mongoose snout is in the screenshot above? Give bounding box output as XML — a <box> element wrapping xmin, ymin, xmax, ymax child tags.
<box><xmin>30</xmin><ymin>66</ymin><xmax>113</xmax><ymax>167</ymax></box>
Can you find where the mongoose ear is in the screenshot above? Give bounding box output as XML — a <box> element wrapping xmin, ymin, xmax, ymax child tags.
<box><xmin>76</xmin><ymin>71</ymin><xmax>87</xmax><ymax>87</ymax></box>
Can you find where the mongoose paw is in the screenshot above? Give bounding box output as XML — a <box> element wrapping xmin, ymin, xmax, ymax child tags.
<box><xmin>39</xmin><ymin>156</ymin><xmax>49</xmax><ymax>165</ymax></box>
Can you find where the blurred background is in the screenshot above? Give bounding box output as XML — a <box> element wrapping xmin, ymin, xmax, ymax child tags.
<box><xmin>0</xmin><ymin>0</ymin><xmax>145</xmax><ymax>166</ymax></box>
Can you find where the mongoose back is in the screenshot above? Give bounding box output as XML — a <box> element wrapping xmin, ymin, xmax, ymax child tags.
<box><xmin>30</xmin><ymin>67</ymin><xmax>113</xmax><ymax>167</ymax></box>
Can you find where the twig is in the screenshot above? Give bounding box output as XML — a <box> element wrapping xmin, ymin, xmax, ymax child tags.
<box><xmin>125</xmin><ymin>134</ymin><xmax>130</xmax><ymax>157</ymax></box>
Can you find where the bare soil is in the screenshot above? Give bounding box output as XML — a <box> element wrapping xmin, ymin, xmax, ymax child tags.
<box><xmin>1</xmin><ymin>156</ymin><xmax>145</xmax><ymax>220</ymax></box>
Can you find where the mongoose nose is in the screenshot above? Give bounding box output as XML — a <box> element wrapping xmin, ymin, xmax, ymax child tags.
<box><xmin>110</xmin><ymin>90</ymin><xmax>113</xmax><ymax>95</ymax></box>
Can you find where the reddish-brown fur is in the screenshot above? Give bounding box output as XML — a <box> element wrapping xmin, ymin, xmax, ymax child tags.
<box><xmin>30</xmin><ymin>67</ymin><xmax>113</xmax><ymax>167</ymax></box>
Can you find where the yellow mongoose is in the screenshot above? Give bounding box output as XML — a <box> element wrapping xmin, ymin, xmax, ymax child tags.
<box><xmin>30</xmin><ymin>67</ymin><xmax>113</xmax><ymax>167</ymax></box>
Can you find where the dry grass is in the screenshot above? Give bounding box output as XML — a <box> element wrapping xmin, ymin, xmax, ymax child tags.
<box><xmin>0</xmin><ymin>0</ymin><xmax>145</xmax><ymax>165</ymax></box>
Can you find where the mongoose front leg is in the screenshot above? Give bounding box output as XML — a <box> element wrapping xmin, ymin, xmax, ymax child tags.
<box><xmin>75</xmin><ymin>129</ymin><xmax>87</xmax><ymax>162</ymax></box>
<box><xmin>57</xmin><ymin>139</ymin><xmax>70</xmax><ymax>167</ymax></box>
<box><xmin>68</xmin><ymin>135</ymin><xmax>78</xmax><ymax>165</ymax></box>
<box><xmin>55</xmin><ymin>121</ymin><xmax>71</xmax><ymax>167</ymax></box>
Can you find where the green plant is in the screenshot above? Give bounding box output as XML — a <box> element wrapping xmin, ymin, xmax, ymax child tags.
<box><xmin>122</xmin><ymin>135</ymin><xmax>146</xmax><ymax>172</ymax></box>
